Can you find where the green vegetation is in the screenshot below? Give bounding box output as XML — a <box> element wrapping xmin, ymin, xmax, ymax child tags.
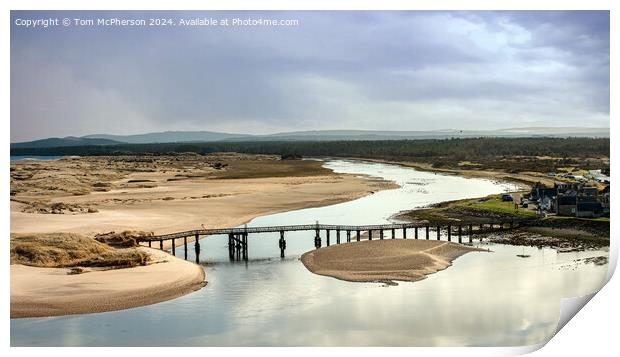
<box><xmin>10</xmin><ymin>233</ymin><xmax>149</xmax><ymax>268</ymax></box>
<box><xmin>11</xmin><ymin>137</ymin><xmax>610</xmax><ymax>174</ymax></box>
<box><xmin>461</xmin><ymin>197</ymin><xmax>537</xmax><ymax>218</ymax></box>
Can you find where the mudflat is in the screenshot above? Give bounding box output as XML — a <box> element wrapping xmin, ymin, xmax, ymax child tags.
<box><xmin>301</xmin><ymin>239</ymin><xmax>486</xmax><ymax>283</ymax></box>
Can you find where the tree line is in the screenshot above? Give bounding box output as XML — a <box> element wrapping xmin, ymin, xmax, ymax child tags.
<box><xmin>11</xmin><ymin>137</ymin><xmax>610</xmax><ymax>161</ymax></box>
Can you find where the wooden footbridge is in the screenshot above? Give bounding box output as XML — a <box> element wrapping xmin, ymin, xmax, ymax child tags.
<box><xmin>138</xmin><ymin>219</ymin><xmax>537</xmax><ymax>263</ymax></box>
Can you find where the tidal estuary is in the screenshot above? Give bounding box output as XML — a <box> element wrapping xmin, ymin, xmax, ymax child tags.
<box><xmin>10</xmin><ymin>159</ymin><xmax>609</xmax><ymax>347</ymax></box>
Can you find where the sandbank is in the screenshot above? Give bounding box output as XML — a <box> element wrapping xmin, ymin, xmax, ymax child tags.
<box><xmin>301</xmin><ymin>239</ymin><xmax>486</xmax><ymax>283</ymax></box>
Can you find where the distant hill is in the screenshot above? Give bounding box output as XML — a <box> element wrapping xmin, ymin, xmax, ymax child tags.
<box><xmin>10</xmin><ymin>136</ymin><xmax>124</xmax><ymax>149</ymax></box>
<box><xmin>83</xmin><ymin>131</ymin><xmax>252</xmax><ymax>144</ymax></box>
<box><xmin>242</xmin><ymin>127</ymin><xmax>610</xmax><ymax>141</ymax></box>
<box><xmin>11</xmin><ymin>127</ymin><xmax>609</xmax><ymax>149</ymax></box>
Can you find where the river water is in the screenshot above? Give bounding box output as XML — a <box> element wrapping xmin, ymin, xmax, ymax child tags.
<box><xmin>10</xmin><ymin>159</ymin><xmax>609</xmax><ymax>347</ymax></box>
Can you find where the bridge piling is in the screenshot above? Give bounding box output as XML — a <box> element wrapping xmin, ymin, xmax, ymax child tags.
<box><xmin>436</xmin><ymin>226</ymin><xmax>440</xmax><ymax>240</ymax></box>
<box><xmin>391</xmin><ymin>228</ymin><xmax>395</xmax><ymax>239</ymax></box>
<box><xmin>184</xmin><ymin>237</ymin><xmax>188</xmax><ymax>260</ymax></box>
<box><xmin>160</xmin><ymin>239</ymin><xmax>163</xmax><ymax>250</ymax></box>
<box><xmin>314</xmin><ymin>229</ymin><xmax>321</xmax><ymax>249</ymax></box>
<box><xmin>243</xmin><ymin>233</ymin><xmax>248</xmax><ymax>261</ymax></box>
<box><xmin>326</xmin><ymin>230</ymin><xmax>331</xmax><ymax>246</ymax></box>
<box><xmin>368</xmin><ymin>230</ymin><xmax>373</xmax><ymax>240</ymax></box>
<box><xmin>194</xmin><ymin>234</ymin><xmax>200</xmax><ymax>264</ymax></box>
<box><xmin>172</xmin><ymin>239</ymin><xmax>176</xmax><ymax>256</ymax></box>
<box><xmin>228</xmin><ymin>233</ymin><xmax>234</xmax><ymax>260</ymax></box>
<box><xmin>380</xmin><ymin>229</ymin><xmax>384</xmax><ymax>240</ymax></box>
<box><xmin>458</xmin><ymin>225</ymin><xmax>462</xmax><ymax>244</ymax></box>
<box><xmin>346</xmin><ymin>230</ymin><xmax>351</xmax><ymax>242</ymax></box>
<box><xmin>356</xmin><ymin>230</ymin><xmax>360</xmax><ymax>242</ymax></box>
<box><xmin>447</xmin><ymin>225</ymin><xmax>452</xmax><ymax>242</ymax></box>
<box><xmin>279</xmin><ymin>231</ymin><xmax>285</xmax><ymax>258</ymax></box>
<box><xmin>403</xmin><ymin>227</ymin><xmax>407</xmax><ymax>239</ymax></box>
<box><xmin>336</xmin><ymin>230</ymin><xmax>341</xmax><ymax>244</ymax></box>
<box><xmin>235</xmin><ymin>234</ymin><xmax>242</xmax><ymax>260</ymax></box>
<box><xmin>426</xmin><ymin>225</ymin><xmax>429</xmax><ymax>240</ymax></box>
<box><xmin>148</xmin><ymin>240</ymin><xmax>152</xmax><ymax>248</ymax></box>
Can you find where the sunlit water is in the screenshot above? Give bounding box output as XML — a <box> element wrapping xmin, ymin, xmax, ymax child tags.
<box><xmin>10</xmin><ymin>160</ymin><xmax>609</xmax><ymax>346</ymax></box>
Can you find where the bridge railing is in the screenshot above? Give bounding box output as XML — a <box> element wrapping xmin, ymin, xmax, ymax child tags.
<box><xmin>136</xmin><ymin>218</ymin><xmax>539</xmax><ymax>242</ymax></box>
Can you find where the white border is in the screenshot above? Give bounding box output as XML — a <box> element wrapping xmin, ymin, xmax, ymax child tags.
<box><xmin>3</xmin><ymin>1</ymin><xmax>616</xmax><ymax>356</ymax></box>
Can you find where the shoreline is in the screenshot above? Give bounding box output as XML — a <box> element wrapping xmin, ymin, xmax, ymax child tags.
<box><xmin>11</xmin><ymin>247</ymin><xmax>205</xmax><ymax>318</ymax></box>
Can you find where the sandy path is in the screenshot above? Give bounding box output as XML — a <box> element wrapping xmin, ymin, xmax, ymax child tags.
<box><xmin>10</xmin><ymin>247</ymin><xmax>205</xmax><ymax>318</ymax></box>
<box><xmin>301</xmin><ymin>240</ymin><xmax>486</xmax><ymax>283</ymax></box>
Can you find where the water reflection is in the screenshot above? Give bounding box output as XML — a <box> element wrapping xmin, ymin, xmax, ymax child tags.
<box><xmin>10</xmin><ymin>160</ymin><xmax>609</xmax><ymax>347</ymax></box>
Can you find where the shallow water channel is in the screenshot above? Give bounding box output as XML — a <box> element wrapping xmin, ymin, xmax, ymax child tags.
<box><xmin>10</xmin><ymin>159</ymin><xmax>609</xmax><ymax>347</ymax></box>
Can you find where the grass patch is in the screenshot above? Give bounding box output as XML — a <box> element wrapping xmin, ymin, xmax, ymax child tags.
<box><xmin>459</xmin><ymin>196</ymin><xmax>538</xmax><ymax>218</ymax></box>
<box><xmin>11</xmin><ymin>233</ymin><xmax>150</xmax><ymax>268</ymax></box>
<box><xmin>210</xmin><ymin>159</ymin><xmax>333</xmax><ymax>179</ymax></box>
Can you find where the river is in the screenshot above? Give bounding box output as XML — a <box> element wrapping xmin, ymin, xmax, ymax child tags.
<box><xmin>10</xmin><ymin>159</ymin><xmax>609</xmax><ymax>347</ymax></box>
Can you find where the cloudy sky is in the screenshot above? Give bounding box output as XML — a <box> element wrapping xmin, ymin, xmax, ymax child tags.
<box><xmin>10</xmin><ymin>11</ymin><xmax>609</xmax><ymax>142</ymax></box>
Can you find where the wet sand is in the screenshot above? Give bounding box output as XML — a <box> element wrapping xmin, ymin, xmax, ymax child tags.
<box><xmin>301</xmin><ymin>240</ymin><xmax>486</xmax><ymax>283</ymax></box>
<box><xmin>10</xmin><ymin>247</ymin><xmax>205</xmax><ymax>318</ymax></box>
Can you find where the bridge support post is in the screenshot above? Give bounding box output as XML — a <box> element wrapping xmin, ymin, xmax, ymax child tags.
<box><xmin>184</xmin><ymin>237</ymin><xmax>188</xmax><ymax>260</ymax></box>
<box><xmin>380</xmin><ymin>230</ymin><xmax>384</xmax><ymax>240</ymax></box>
<box><xmin>369</xmin><ymin>230</ymin><xmax>373</xmax><ymax>240</ymax></box>
<box><xmin>242</xmin><ymin>233</ymin><xmax>248</xmax><ymax>261</ymax></box>
<box><xmin>468</xmin><ymin>224</ymin><xmax>473</xmax><ymax>243</ymax></box>
<box><xmin>326</xmin><ymin>230</ymin><xmax>330</xmax><ymax>246</ymax></box>
<box><xmin>314</xmin><ymin>229</ymin><xmax>322</xmax><ymax>249</ymax></box>
<box><xmin>391</xmin><ymin>228</ymin><xmax>395</xmax><ymax>239</ymax></box>
<box><xmin>194</xmin><ymin>234</ymin><xmax>200</xmax><ymax>264</ymax></box>
<box><xmin>172</xmin><ymin>239</ymin><xmax>176</xmax><ymax>256</ymax></box>
<box><xmin>160</xmin><ymin>239</ymin><xmax>163</xmax><ymax>250</ymax></box>
<box><xmin>337</xmin><ymin>230</ymin><xmax>341</xmax><ymax>244</ymax></box>
<box><xmin>436</xmin><ymin>226</ymin><xmax>441</xmax><ymax>240</ymax></box>
<box><xmin>346</xmin><ymin>230</ymin><xmax>351</xmax><ymax>243</ymax></box>
<box><xmin>279</xmin><ymin>231</ymin><xmax>285</xmax><ymax>258</ymax></box>
<box><xmin>447</xmin><ymin>225</ymin><xmax>452</xmax><ymax>242</ymax></box>
<box><xmin>458</xmin><ymin>225</ymin><xmax>462</xmax><ymax>244</ymax></box>
<box><xmin>356</xmin><ymin>230</ymin><xmax>360</xmax><ymax>242</ymax></box>
<box><xmin>228</xmin><ymin>233</ymin><xmax>234</xmax><ymax>260</ymax></box>
<box><xmin>403</xmin><ymin>228</ymin><xmax>407</xmax><ymax>239</ymax></box>
<box><xmin>148</xmin><ymin>240</ymin><xmax>152</xmax><ymax>248</ymax></box>
<box><xmin>235</xmin><ymin>234</ymin><xmax>242</xmax><ymax>260</ymax></box>
<box><xmin>425</xmin><ymin>226</ymin><xmax>429</xmax><ymax>240</ymax></box>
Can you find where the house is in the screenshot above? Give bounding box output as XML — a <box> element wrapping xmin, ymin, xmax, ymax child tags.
<box><xmin>556</xmin><ymin>193</ymin><xmax>577</xmax><ymax>216</ymax></box>
<box><xmin>540</xmin><ymin>196</ymin><xmax>554</xmax><ymax>211</ymax></box>
<box><xmin>529</xmin><ymin>183</ymin><xmax>557</xmax><ymax>201</ymax></box>
<box><xmin>576</xmin><ymin>202</ymin><xmax>604</xmax><ymax>218</ymax></box>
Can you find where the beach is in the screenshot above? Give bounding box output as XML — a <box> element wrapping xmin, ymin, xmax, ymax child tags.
<box><xmin>11</xmin><ymin>154</ymin><xmax>395</xmax><ymax>250</ymax></box>
<box><xmin>11</xmin><ymin>247</ymin><xmax>205</xmax><ymax>318</ymax></box>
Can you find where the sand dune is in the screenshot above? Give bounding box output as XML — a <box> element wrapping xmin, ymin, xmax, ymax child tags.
<box><xmin>301</xmin><ymin>240</ymin><xmax>487</xmax><ymax>283</ymax></box>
